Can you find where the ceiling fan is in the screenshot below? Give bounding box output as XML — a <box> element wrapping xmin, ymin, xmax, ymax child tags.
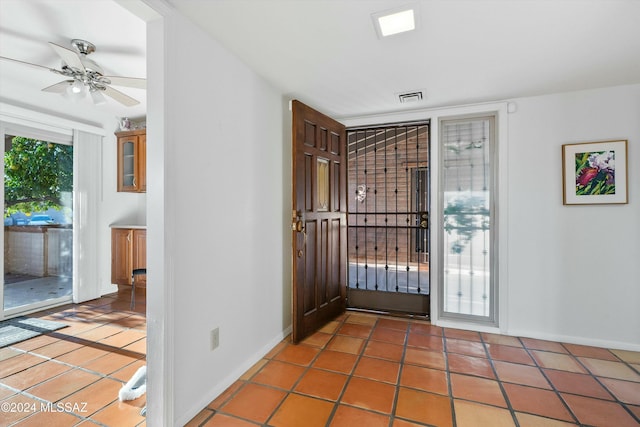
<box><xmin>0</xmin><ymin>39</ymin><xmax>145</xmax><ymax>106</ymax></box>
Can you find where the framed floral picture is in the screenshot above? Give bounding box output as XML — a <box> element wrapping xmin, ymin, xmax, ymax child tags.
<box><xmin>562</xmin><ymin>140</ymin><xmax>628</xmax><ymax>205</ymax></box>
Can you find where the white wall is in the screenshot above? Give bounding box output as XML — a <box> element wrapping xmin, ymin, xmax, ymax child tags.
<box><xmin>144</xmin><ymin>2</ymin><xmax>639</xmax><ymax>422</ymax></box>
<box><xmin>345</xmin><ymin>85</ymin><xmax>640</xmax><ymax>351</ymax></box>
<box><xmin>505</xmin><ymin>84</ymin><xmax>640</xmax><ymax>350</ymax></box>
<box><xmin>149</xmin><ymin>9</ymin><xmax>289</xmax><ymax>425</ymax></box>
<box><xmin>99</xmin><ymin>131</ymin><xmax>147</xmax><ymax>295</ymax></box>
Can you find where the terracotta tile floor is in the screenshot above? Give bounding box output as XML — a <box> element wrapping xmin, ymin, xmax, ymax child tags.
<box><xmin>0</xmin><ymin>290</ymin><xmax>146</xmax><ymax>426</ymax></box>
<box><xmin>4</xmin><ymin>294</ymin><xmax>639</xmax><ymax>427</ymax></box>
<box><xmin>188</xmin><ymin>312</ymin><xmax>640</xmax><ymax>427</ymax></box>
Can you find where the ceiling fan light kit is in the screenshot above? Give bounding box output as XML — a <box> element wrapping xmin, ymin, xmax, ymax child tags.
<box><xmin>70</xmin><ymin>79</ymin><xmax>85</xmax><ymax>94</ymax></box>
<box><xmin>90</xmin><ymin>88</ymin><xmax>107</xmax><ymax>105</ymax></box>
<box><xmin>0</xmin><ymin>38</ymin><xmax>145</xmax><ymax>107</ymax></box>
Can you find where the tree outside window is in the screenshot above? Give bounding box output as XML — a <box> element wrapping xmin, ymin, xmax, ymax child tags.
<box><xmin>4</xmin><ymin>136</ymin><xmax>73</xmax><ymax>221</ymax></box>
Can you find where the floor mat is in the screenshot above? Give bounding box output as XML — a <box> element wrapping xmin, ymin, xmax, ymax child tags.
<box><xmin>0</xmin><ymin>316</ymin><xmax>67</xmax><ymax>348</ymax></box>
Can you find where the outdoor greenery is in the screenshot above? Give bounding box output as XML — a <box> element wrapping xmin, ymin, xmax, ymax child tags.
<box><xmin>4</xmin><ymin>136</ymin><xmax>73</xmax><ymax>216</ymax></box>
<box><xmin>443</xmin><ymin>195</ymin><xmax>490</xmax><ymax>254</ymax></box>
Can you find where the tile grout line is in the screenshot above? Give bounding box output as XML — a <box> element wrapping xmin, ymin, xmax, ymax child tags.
<box><xmin>517</xmin><ymin>337</ymin><xmax>580</xmax><ymax>424</ymax></box>
<box><xmin>564</xmin><ymin>342</ymin><xmax>640</xmax><ymax>425</ymax></box>
<box><xmin>477</xmin><ymin>332</ymin><xmax>522</xmax><ymax>427</ymax></box>
<box><xmin>320</xmin><ymin>314</ymin><xmax>372</xmax><ymax>427</ymax></box>
<box><xmin>3</xmin><ymin>384</ymin><xmax>92</xmax><ymax>426</ymax></box>
<box><xmin>342</xmin><ymin>315</ymin><xmax>425</xmax><ymax>426</ymax></box>
<box><xmin>260</xmin><ymin>314</ymin><xmax>410</xmax><ymax>426</ymax></box>
<box><xmin>390</xmin><ymin>320</ymin><xmax>422</xmax><ymax>427</ymax></box>
<box><xmin>6</xmin><ymin>333</ymin><xmax>145</xmax><ymax>387</ymax></box>
<box><xmin>187</xmin><ymin>311</ymin><xmax>640</xmax><ymax>427</ymax></box>
<box><xmin>212</xmin><ymin>314</ymin><xmax>355</xmax><ymax>426</ymax></box>
<box><xmin>8</xmin><ymin>344</ymin><xmax>143</xmax><ymax>377</ymax></box>
<box><xmin>266</xmin><ymin>332</ymin><xmax>339</xmax><ymax>426</ymax></box>
<box><xmin>4</xmin><ymin>353</ymin><xmax>138</xmax><ymax>423</ymax></box>
<box><xmin>319</xmin><ymin>314</ymin><xmax>397</xmax><ymax>424</ymax></box>
<box><xmin>537</xmin><ymin>339</ymin><xmax>640</xmax><ymax>424</ymax></box>
<box><xmin>441</xmin><ymin>329</ymin><xmax>460</xmax><ymax>427</ymax></box>
<box><xmin>367</xmin><ymin>316</ymin><xmax>439</xmax><ymax>426</ymax></box>
<box><xmin>1</xmin><ymin>303</ymin><xmax>147</xmax><ymax>427</ymax></box>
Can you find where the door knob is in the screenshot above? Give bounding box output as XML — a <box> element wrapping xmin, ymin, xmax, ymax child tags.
<box><xmin>292</xmin><ymin>209</ymin><xmax>305</xmax><ymax>233</ymax></box>
<box><xmin>419</xmin><ymin>212</ymin><xmax>428</xmax><ymax>229</ymax></box>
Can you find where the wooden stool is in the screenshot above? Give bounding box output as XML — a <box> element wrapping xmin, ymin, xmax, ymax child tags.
<box><xmin>131</xmin><ymin>268</ymin><xmax>147</xmax><ymax>310</ymax></box>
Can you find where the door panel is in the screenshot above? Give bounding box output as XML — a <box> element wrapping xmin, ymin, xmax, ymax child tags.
<box><xmin>111</xmin><ymin>229</ymin><xmax>132</xmax><ymax>285</ymax></box>
<box><xmin>292</xmin><ymin>100</ymin><xmax>346</xmax><ymax>343</ymax></box>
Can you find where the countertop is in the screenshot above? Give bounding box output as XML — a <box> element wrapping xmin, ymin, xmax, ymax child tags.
<box><xmin>109</xmin><ymin>224</ymin><xmax>147</xmax><ymax>229</ymax></box>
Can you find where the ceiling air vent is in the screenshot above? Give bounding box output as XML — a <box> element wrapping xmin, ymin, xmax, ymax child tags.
<box><xmin>398</xmin><ymin>91</ymin><xmax>423</xmax><ymax>103</ymax></box>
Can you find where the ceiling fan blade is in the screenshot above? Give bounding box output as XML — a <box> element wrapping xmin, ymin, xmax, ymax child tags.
<box><xmin>104</xmin><ymin>76</ymin><xmax>146</xmax><ymax>89</ymax></box>
<box><xmin>103</xmin><ymin>86</ymin><xmax>140</xmax><ymax>107</ymax></box>
<box><xmin>0</xmin><ymin>55</ymin><xmax>56</xmax><ymax>72</ymax></box>
<box><xmin>49</xmin><ymin>42</ymin><xmax>85</xmax><ymax>71</ymax></box>
<box><xmin>42</xmin><ymin>80</ymin><xmax>72</xmax><ymax>93</ymax></box>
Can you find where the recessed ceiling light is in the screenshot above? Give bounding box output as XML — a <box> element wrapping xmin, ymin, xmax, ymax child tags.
<box><xmin>372</xmin><ymin>6</ymin><xmax>417</xmax><ymax>38</ymax></box>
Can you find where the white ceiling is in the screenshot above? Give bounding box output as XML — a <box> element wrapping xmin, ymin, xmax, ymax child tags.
<box><xmin>171</xmin><ymin>0</ymin><xmax>640</xmax><ymax>119</ymax></box>
<box><xmin>0</xmin><ymin>0</ymin><xmax>147</xmax><ymax>127</ymax></box>
<box><xmin>1</xmin><ymin>0</ymin><xmax>640</xmax><ymax>124</ymax></box>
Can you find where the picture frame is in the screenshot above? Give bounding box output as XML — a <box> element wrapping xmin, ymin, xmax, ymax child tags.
<box><xmin>562</xmin><ymin>139</ymin><xmax>628</xmax><ymax>205</ymax></box>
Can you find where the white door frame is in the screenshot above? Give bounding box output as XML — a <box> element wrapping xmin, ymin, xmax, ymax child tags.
<box><xmin>0</xmin><ymin>105</ymin><xmax>105</xmax><ymax>320</ymax></box>
<box><xmin>341</xmin><ymin>101</ymin><xmax>509</xmax><ymax>335</ymax></box>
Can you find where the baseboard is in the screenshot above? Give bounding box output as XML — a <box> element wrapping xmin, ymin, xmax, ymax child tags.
<box><xmin>101</xmin><ymin>283</ymin><xmax>118</xmax><ymax>296</ymax></box>
<box><xmin>176</xmin><ymin>324</ymin><xmax>293</xmax><ymax>427</ymax></box>
<box><xmin>433</xmin><ymin>319</ymin><xmax>640</xmax><ymax>352</ymax></box>
<box><xmin>434</xmin><ymin>319</ymin><xmax>502</xmax><ymax>335</ymax></box>
<box><xmin>506</xmin><ymin>328</ymin><xmax>640</xmax><ymax>352</ymax></box>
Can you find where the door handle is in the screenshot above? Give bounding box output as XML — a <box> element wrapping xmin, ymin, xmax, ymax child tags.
<box><xmin>419</xmin><ymin>212</ymin><xmax>428</xmax><ymax>229</ymax></box>
<box><xmin>292</xmin><ymin>210</ymin><xmax>306</xmax><ymax>257</ymax></box>
<box><xmin>292</xmin><ymin>209</ymin><xmax>305</xmax><ymax>233</ymax></box>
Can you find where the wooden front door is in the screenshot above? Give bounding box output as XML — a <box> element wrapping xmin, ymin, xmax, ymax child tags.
<box><xmin>292</xmin><ymin>100</ymin><xmax>347</xmax><ymax>343</ymax></box>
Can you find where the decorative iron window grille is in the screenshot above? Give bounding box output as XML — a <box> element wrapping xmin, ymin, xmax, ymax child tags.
<box><xmin>411</xmin><ymin>166</ymin><xmax>429</xmax><ymax>262</ymax></box>
<box><xmin>347</xmin><ymin>123</ymin><xmax>430</xmax><ymax>295</ymax></box>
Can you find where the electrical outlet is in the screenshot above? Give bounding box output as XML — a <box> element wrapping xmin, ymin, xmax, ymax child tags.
<box><xmin>210</xmin><ymin>327</ymin><xmax>220</xmax><ymax>351</ymax></box>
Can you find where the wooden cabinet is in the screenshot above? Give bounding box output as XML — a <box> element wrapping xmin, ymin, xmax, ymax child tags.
<box><xmin>111</xmin><ymin>227</ymin><xmax>146</xmax><ymax>286</ymax></box>
<box><xmin>116</xmin><ymin>129</ymin><xmax>146</xmax><ymax>193</ymax></box>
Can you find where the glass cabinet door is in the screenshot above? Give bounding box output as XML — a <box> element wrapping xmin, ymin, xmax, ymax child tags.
<box><xmin>122</xmin><ymin>140</ymin><xmax>136</xmax><ymax>188</ymax></box>
<box><xmin>116</xmin><ymin>130</ymin><xmax>145</xmax><ymax>193</ymax></box>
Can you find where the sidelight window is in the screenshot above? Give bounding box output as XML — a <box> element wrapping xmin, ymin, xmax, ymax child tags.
<box><xmin>439</xmin><ymin>115</ymin><xmax>497</xmax><ymax>324</ymax></box>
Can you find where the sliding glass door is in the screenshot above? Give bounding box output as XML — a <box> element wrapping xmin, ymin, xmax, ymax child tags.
<box><xmin>3</xmin><ymin>134</ymin><xmax>73</xmax><ymax>315</ymax></box>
